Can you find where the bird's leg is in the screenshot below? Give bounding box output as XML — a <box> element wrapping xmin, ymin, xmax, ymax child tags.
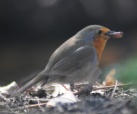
<box><xmin>70</xmin><ymin>84</ymin><xmax>74</xmax><ymax>91</ymax></box>
<box><xmin>70</xmin><ymin>83</ymin><xmax>79</xmax><ymax>92</ymax></box>
<box><xmin>41</xmin><ymin>81</ymin><xmax>47</xmax><ymax>87</ymax></box>
<box><xmin>61</xmin><ymin>84</ymin><xmax>69</xmax><ymax>91</ymax></box>
<box><xmin>40</xmin><ymin>76</ymin><xmax>49</xmax><ymax>87</ymax></box>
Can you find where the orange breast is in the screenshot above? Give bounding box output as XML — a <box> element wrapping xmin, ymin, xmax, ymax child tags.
<box><xmin>93</xmin><ymin>35</ymin><xmax>108</xmax><ymax>62</ymax></box>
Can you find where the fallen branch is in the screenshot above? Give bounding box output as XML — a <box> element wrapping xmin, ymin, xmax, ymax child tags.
<box><xmin>93</xmin><ymin>83</ymin><xmax>137</xmax><ymax>90</ymax></box>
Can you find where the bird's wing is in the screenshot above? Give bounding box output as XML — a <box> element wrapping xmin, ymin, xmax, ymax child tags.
<box><xmin>49</xmin><ymin>45</ymin><xmax>98</xmax><ymax>76</ymax></box>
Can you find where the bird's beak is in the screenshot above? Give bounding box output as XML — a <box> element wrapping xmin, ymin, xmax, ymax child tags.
<box><xmin>106</xmin><ymin>31</ymin><xmax>123</xmax><ymax>39</ymax></box>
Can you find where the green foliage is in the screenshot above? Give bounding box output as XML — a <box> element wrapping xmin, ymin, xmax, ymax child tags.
<box><xmin>103</xmin><ymin>56</ymin><xmax>137</xmax><ymax>83</ymax></box>
<box><xmin>116</xmin><ymin>56</ymin><xmax>137</xmax><ymax>83</ymax></box>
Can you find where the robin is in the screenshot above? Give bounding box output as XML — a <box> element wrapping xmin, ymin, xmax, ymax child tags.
<box><xmin>12</xmin><ymin>25</ymin><xmax>123</xmax><ymax>96</ymax></box>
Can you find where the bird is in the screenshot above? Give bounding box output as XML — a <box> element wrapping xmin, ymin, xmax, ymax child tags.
<box><xmin>12</xmin><ymin>25</ymin><xmax>123</xmax><ymax>96</ymax></box>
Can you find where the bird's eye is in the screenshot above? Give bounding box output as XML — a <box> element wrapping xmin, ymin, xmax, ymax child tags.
<box><xmin>97</xmin><ymin>30</ymin><xmax>102</xmax><ymax>34</ymax></box>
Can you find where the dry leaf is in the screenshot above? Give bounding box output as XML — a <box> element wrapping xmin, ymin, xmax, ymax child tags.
<box><xmin>104</xmin><ymin>69</ymin><xmax>116</xmax><ymax>86</ymax></box>
<box><xmin>47</xmin><ymin>91</ymin><xmax>78</xmax><ymax>107</ymax></box>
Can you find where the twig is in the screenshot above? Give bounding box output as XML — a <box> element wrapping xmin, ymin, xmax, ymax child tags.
<box><xmin>25</xmin><ymin>102</ymin><xmax>47</xmax><ymax>108</ymax></box>
<box><xmin>0</xmin><ymin>93</ymin><xmax>9</xmax><ymax>101</ymax></box>
<box><xmin>28</xmin><ymin>98</ymin><xmax>49</xmax><ymax>102</ymax></box>
<box><xmin>93</xmin><ymin>83</ymin><xmax>137</xmax><ymax>90</ymax></box>
<box><xmin>96</xmin><ymin>82</ymin><xmax>103</xmax><ymax>86</ymax></box>
<box><xmin>4</xmin><ymin>104</ymin><xmax>15</xmax><ymax>113</ymax></box>
<box><xmin>36</xmin><ymin>98</ymin><xmax>45</xmax><ymax>112</ymax></box>
<box><xmin>111</xmin><ymin>80</ymin><xmax>118</xmax><ymax>98</ymax></box>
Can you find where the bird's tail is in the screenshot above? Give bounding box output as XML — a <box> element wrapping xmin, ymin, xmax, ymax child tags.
<box><xmin>11</xmin><ymin>71</ymin><xmax>49</xmax><ymax>97</ymax></box>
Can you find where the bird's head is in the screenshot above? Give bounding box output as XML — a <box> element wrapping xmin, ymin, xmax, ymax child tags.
<box><xmin>95</xmin><ymin>26</ymin><xmax>123</xmax><ymax>40</ymax></box>
<box><xmin>77</xmin><ymin>25</ymin><xmax>123</xmax><ymax>61</ymax></box>
<box><xmin>77</xmin><ymin>25</ymin><xmax>123</xmax><ymax>41</ymax></box>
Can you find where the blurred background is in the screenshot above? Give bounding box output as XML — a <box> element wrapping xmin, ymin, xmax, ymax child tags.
<box><xmin>0</xmin><ymin>0</ymin><xmax>137</xmax><ymax>85</ymax></box>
